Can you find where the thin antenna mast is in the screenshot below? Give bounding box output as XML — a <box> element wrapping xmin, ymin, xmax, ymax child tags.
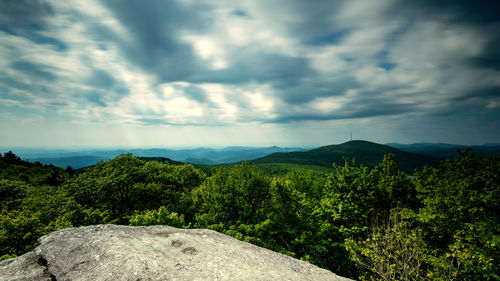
<box><xmin>350</xmin><ymin>131</ymin><xmax>352</xmax><ymax>141</ymax></box>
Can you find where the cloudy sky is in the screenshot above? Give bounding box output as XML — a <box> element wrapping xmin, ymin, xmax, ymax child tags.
<box><xmin>1</xmin><ymin>0</ymin><xmax>499</xmax><ymax>148</ymax></box>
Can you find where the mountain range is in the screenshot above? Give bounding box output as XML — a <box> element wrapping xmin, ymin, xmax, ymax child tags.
<box><xmin>11</xmin><ymin>146</ymin><xmax>304</xmax><ymax>169</ymax></box>
<box><xmin>385</xmin><ymin>142</ymin><xmax>500</xmax><ymax>159</ymax></box>
<box><xmin>4</xmin><ymin>141</ymin><xmax>499</xmax><ymax>170</ymax></box>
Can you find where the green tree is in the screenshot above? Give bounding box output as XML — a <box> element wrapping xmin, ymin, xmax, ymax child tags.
<box><xmin>264</xmin><ymin>175</ymin><xmax>318</xmax><ymax>258</ymax></box>
<box><xmin>306</xmin><ymin>159</ymin><xmax>382</xmax><ymax>275</ymax></box>
<box><xmin>415</xmin><ymin>152</ymin><xmax>500</xmax><ymax>280</ymax></box>
<box><xmin>66</xmin><ymin>154</ymin><xmax>205</xmax><ymax>223</ymax></box>
<box><xmin>129</xmin><ymin>206</ymin><xmax>186</xmax><ymax>228</ymax></box>
<box><xmin>346</xmin><ymin>211</ymin><xmax>430</xmax><ymax>281</ymax></box>
<box><xmin>0</xmin><ymin>207</ymin><xmax>45</xmax><ymax>256</ymax></box>
<box><xmin>375</xmin><ymin>154</ymin><xmax>418</xmax><ymax>210</ymax></box>
<box><xmin>194</xmin><ymin>163</ymin><xmax>270</xmax><ymax>227</ymax></box>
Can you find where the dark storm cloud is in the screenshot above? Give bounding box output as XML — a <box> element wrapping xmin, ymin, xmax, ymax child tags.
<box><xmin>452</xmin><ymin>86</ymin><xmax>500</xmax><ymax>103</ymax></box>
<box><xmin>277</xmin><ymin>78</ymin><xmax>360</xmax><ymax>104</ymax></box>
<box><xmin>409</xmin><ymin>0</ymin><xmax>500</xmax><ymax>119</ymax></box>
<box><xmin>0</xmin><ymin>82</ymin><xmax>33</xmax><ymax>104</ymax></box>
<box><xmin>173</xmin><ymin>84</ymin><xmax>209</xmax><ymax>104</ymax></box>
<box><xmin>25</xmin><ymin>32</ymin><xmax>67</xmax><ymax>51</ymax></box>
<box><xmin>271</xmin><ymin>95</ymin><xmax>417</xmax><ymax>124</ymax></box>
<box><xmin>0</xmin><ymin>0</ymin><xmax>54</xmax><ymax>28</ymax></box>
<box><xmin>0</xmin><ymin>68</ymin><xmax>56</xmax><ymax>100</ymax></box>
<box><xmin>0</xmin><ymin>75</ymin><xmax>39</xmax><ymax>92</ymax></box>
<box><xmin>86</xmin><ymin>23</ymin><xmax>120</xmax><ymax>48</ymax></box>
<box><xmin>429</xmin><ymin>98</ymin><xmax>500</xmax><ymax>121</ymax></box>
<box><xmin>87</xmin><ymin>69</ymin><xmax>115</xmax><ymax>90</ymax></box>
<box><xmin>77</xmin><ymin>90</ymin><xmax>107</xmax><ymax>107</ymax></box>
<box><xmin>397</xmin><ymin>0</ymin><xmax>500</xmax><ymax>71</ymax></box>
<box><xmin>470</xmin><ymin>37</ymin><xmax>500</xmax><ymax>71</ymax></box>
<box><xmin>81</xmin><ymin>70</ymin><xmax>130</xmax><ymax>106</ymax></box>
<box><xmin>265</xmin><ymin>0</ymin><xmax>345</xmax><ymax>40</ymax></box>
<box><xmin>0</xmin><ymin>0</ymin><xmax>67</xmax><ymax>51</ymax></box>
<box><xmin>99</xmin><ymin>0</ymin><xmax>315</xmax><ymax>87</ymax></box>
<box><xmin>270</xmin><ymin>103</ymin><xmax>415</xmax><ymax>123</ymax></box>
<box><xmin>236</xmin><ymin>53</ymin><xmax>313</xmax><ymax>87</ymax></box>
<box><xmin>100</xmin><ymin>0</ymin><xmax>207</xmax><ymax>83</ymax></box>
<box><xmin>89</xmin><ymin>0</ymin><xmax>331</xmax><ymax>114</ymax></box>
<box><xmin>399</xmin><ymin>0</ymin><xmax>500</xmax><ymax>24</ymax></box>
<box><xmin>0</xmin><ymin>26</ymin><xmax>68</xmax><ymax>51</ymax></box>
<box><xmin>343</xmin><ymin>98</ymin><xmax>417</xmax><ymax>119</ymax></box>
<box><xmin>11</xmin><ymin>60</ymin><xmax>56</xmax><ymax>81</ymax></box>
<box><xmin>265</xmin><ymin>0</ymin><xmax>500</xmax><ymax>123</ymax></box>
<box><xmin>190</xmin><ymin>52</ymin><xmax>314</xmax><ymax>86</ymax></box>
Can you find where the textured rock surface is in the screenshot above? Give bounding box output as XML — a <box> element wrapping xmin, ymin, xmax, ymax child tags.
<box><xmin>0</xmin><ymin>224</ymin><xmax>353</xmax><ymax>281</ymax></box>
<box><xmin>0</xmin><ymin>252</ymin><xmax>54</xmax><ymax>281</ymax></box>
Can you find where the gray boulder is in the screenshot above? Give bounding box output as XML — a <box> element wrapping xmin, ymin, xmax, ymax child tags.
<box><xmin>0</xmin><ymin>224</ymin><xmax>353</xmax><ymax>281</ymax></box>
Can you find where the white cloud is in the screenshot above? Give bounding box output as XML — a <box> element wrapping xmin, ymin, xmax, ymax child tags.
<box><xmin>182</xmin><ymin>34</ymin><xmax>228</xmax><ymax>69</ymax></box>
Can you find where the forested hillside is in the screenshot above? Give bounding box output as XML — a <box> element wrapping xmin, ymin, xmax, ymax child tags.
<box><xmin>253</xmin><ymin>140</ymin><xmax>442</xmax><ymax>172</ymax></box>
<box><xmin>1</xmin><ymin>151</ymin><xmax>498</xmax><ymax>280</ymax></box>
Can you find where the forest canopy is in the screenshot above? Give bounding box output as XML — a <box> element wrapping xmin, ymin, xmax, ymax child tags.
<box><xmin>1</xmin><ymin>151</ymin><xmax>498</xmax><ymax>280</ymax></box>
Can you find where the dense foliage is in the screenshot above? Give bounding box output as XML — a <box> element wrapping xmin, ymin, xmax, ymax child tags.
<box><xmin>1</xmin><ymin>150</ymin><xmax>498</xmax><ymax>280</ymax></box>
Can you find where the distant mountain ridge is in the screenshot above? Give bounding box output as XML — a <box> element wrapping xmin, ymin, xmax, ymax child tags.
<box><xmin>386</xmin><ymin>142</ymin><xmax>500</xmax><ymax>159</ymax></box>
<box><xmin>252</xmin><ymin>140</ymin><xmax>442</xmax><ymax>172</ymax></box>
<box><xmin>15</xmin><ymin>146</ymin><xmax>304</xmax><ymax>168</ymax></box>
<box><xmin>386</xmin><ymin>142</ymin><xmax>500</xmax><ymax>151</ymax></box>
<box><xmin>9</xmin><ymin>141</ymin><xmax>498</xmax><ymax>170</ymax></box>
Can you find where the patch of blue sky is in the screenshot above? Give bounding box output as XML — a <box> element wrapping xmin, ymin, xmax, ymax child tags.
<box><xmin>378</xmin><ymin>62</ymin><xmax>396</xmax><ymax>70</ymax></box>
<box><xmin>303</xmin><ymin>30</ymin><xmax>347</xmax><ymax>46</ymax></box>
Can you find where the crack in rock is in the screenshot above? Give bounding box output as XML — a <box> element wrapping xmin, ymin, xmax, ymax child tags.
<box><xmin>37</xmin><ymin>255</ymin><xmax>57</xmax><ymax>281</ymax></box>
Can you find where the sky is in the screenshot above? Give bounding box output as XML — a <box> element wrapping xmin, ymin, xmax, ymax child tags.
<box><xmin>0</xmin><ymin>0</ymin><xmax>499</xmax><ymax>148</ymax></box>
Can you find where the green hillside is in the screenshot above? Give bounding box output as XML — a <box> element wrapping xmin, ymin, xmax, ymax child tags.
<box><xmin>252</xmin><ymin>140</ymin><xmax>442</xmax><ymax>172</ymax></box>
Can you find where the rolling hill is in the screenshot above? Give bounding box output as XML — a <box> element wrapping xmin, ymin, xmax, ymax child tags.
<box><xmin>252</xmin><ymin>140</ymin><xmax>442</xmax><ymax>172</ymax></box>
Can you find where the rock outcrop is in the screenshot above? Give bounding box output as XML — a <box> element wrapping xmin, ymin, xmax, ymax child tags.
<box><xmin>0</xmin><ymin>225</ymin><xmax>352</xmax><ymax>281</ymax></box>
